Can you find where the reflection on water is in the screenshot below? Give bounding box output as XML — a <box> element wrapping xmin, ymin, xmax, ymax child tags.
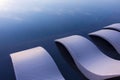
<box><xmin>0</xmin><ymin>0</ymin><xmax>120</xmax><ymax>48</ymax></box>
<box><xmin>0</xmin><ymin>0</ymin><xmax>81</xmax><ymax>20</ymax></box>
<box><xmin>0</xmin><ymin>0</ymin><xmax>120</xmax><ymax>80</ymax></box>
<box><xmin>0</xmin><ymin>0</ymin><xmax>119</xmax><ymax>21</ymax></box>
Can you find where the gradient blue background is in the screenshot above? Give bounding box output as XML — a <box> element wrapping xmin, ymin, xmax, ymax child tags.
<box><xmin>0</xmin><ymin>0</ymin><xmax>120</xmax><ymax>80</ymax></box>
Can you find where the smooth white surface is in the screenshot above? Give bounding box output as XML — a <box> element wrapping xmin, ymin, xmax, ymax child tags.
<box><xmin>55</xmin><ymin>35</ymin><xmax>120</xmax><ymax>80</ymax></box>
<box><xmin>10</xmin><ymin>47</ymin><xmax>64</xmax><ymax>80</ymax></box>
<box><xmin>104</xmin><ymin>23</ymin><xmax>120</xmax><ymax>31</ymax></box>
<box><xmin>89</xmin><ymin>29</ymin><xmax>120</xmax><ymax>54</ymax></box>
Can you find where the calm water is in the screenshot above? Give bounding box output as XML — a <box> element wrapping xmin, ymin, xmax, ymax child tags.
<box><xmin>0</xmin><ymin>0</ymin><xmax>120</xmax><ymax>80</ymax></box>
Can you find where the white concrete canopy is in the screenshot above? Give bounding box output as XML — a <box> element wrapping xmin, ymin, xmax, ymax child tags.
<box><xmin>55</xmin><ymin>35</ymin><xmax>120</xmax><ymax>80</ymax></box>
<box><xmin>89</xmin><ymin>29</ymin><xmax>120</xmax><ymax>54</ymax></box>
<box><xmin>10</xmin><ymin>47</ymin><xmax>65</xmax><ymax>80</ymax></box>
<box><xmin>104</xmin><ymin>23</ymin><xmax>120</xmax><ymax>31</ymax></box>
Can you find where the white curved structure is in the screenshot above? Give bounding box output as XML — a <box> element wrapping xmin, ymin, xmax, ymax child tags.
<box><xmin>10</xmin><ymin>47</ymin><xmax>64</xmax><ymax>80</ymax></box>
<box><xmin>89</xmin><ymin>29</ymin><xmax>120</xmax><ymax>54</ymax></box>
<box><xmin>55</xmin><ymin>35</ymin><xmax>120</xmax><ymax>80</ymax></box>
<box><xmin>104</xmin><ymin>23</ymin><xmax>120</xmax><ymax>31</ymax></box>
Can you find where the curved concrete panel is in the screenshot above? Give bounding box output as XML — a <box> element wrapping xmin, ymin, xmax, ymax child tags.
<box><xmin>10</xmin><ymin>47</ymin><xmax>64</xmax><ymax>80</ymax></box>
<box><xmin>104</xmin><ymin>23</ymin><xmax>120</xmax><ymax>31</ymax></box>
<box><xmin>89</xmin><ymin>29</ymin><xmax>120</xmax><ymax>54</ymax></box>
<box><xmin>55</xmin><ymin>35</ymin><xmax>120</xmax><ymax>80</ymax></box>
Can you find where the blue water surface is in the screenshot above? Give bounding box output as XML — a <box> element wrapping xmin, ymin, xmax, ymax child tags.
<box><xmin>0</xmin><ymin>0</ymin><xmax>120</xmax><ymax>80</ymax></box>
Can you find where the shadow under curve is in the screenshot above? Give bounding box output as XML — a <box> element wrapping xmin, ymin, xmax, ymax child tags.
<box><xmin>89</xmin><ymin>29</ymin><xmax>120</xmax><ymax>60</ymax></box>
<box><xmin>55</xmin><ymin>35</ymin><xmax>120</xmax><ymax>80</ymax></box>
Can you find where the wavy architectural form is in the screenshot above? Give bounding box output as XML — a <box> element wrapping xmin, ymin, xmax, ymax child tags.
<box><xmin>89</xmin><ymin>29</ymin><xmax>120</xmax><ymax>54</ymax></box>
<box><xmin>10</xmin><ymin>47</ymin><xmax>64</xmax><ymax>80</ymax></box>
<box><xmin>104</xmin><ymin>23</ymin><xmax>120</xmax><ymax>31</ymax></box>
<box><xmin>55</xmin><ymin>35</ymin><xmax>120</xmax><ymax>80</ymax></box>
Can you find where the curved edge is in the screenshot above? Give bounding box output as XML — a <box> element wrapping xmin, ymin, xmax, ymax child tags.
<box><xmin>10</xmin><ymin>46</ymin><xmax>44</xmax><ymax>80</ymax></box>
<box><xmin>10</xmin><ymin>46</ymin><xmax>42</xmax><ymax>57</ymax></box>
<box><xmin>89</xmin><ymin>34</ymin><xmax>120</xmax><ymax>60</ymax></box>
<box><xmin>104</xmin><ymin>23</ymin><xmax>120</xmax><ymax>32</ymax></box>
<box><xmin>89</xmin><ymin>30</ymin><xmax>120</xmax><ymax>55</ymax></box>
<box><xmin>55</xmin><ymin>42</ymin><xmax>78</xmax><ymax>69</ymax></box>
<box><xmin>55</xmin><ymin>41</ymin><xmax>88</xmax><ymax>80</ymax></box>
<box><xmin>55</xmin><ymin>35</ymin><xmax>119</xmax><ymax>80</ymax></box>
<box><xmin>10</xmin><ymin>46</ymin><xmax>65</xmax><ymax>80</ymax></box>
